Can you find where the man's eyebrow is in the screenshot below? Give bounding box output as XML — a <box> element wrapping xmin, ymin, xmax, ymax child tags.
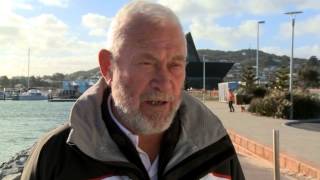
<box><xmin>139</xmin><ymin>53</ymin><xmax>186</xmax><ymax>62</ymax></box>
<box><xmin>172</xmin><ymin>55</ymin><xmax>186</xmax><ymax>62</ymax></box>
<box><xmin>140</xmin><ymin>53</ymin><xmax>158</xmax><ymax>61</ymax></box>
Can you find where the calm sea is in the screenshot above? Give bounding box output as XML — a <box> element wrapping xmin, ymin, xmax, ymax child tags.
<box><xmin>0</xmin><ymin>100</ymin><xmax>74</xmax><ymax>163</ymax></box>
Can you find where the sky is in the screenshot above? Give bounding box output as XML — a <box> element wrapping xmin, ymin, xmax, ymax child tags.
<box><xmin>1</xmin><ymin>0</ymin><xmax>320</xmax><ymax>77</ymax></box>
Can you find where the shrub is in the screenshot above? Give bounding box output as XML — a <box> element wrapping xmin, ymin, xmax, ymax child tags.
<box><xmin>292</xmin><ymin>93</ymin><xmax>320</xmax><ymax>119</ymax></box>
<box><xmin>236</xmin><ymin>94</ymin><xmax>254</xmax><ymax>105</ymax></box>
<box><xmin>260</xmin><ymin>96</ymin><xmax>277</xmax><ymax>116</ymax></box>
<box><xmin>252</xmin><ymin>86</ymin><xmax>268</xmax><ymax>98</ymax></box>
<box><xmin>248</xmin><ymin>89</ymin><xmax>320</xmax><ymax>119</ymax></box>
<box><xmin>248</xmin><ymin>90</ymin><xmax>290</xmax><ymax>118</ymax></box>
<box><xmin>235</xmin><ymin>86</ymin><xmax>268</xmax><ymax>105</ymax></box>
<box><xmin>247</xmin><ymin>98</ymin><xmax>262</xmax><ymax>113</ymax></box>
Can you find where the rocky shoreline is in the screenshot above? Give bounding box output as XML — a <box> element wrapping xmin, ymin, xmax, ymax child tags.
<box><xmin>0</xmin><ymin>149</ymin><xmax>30</xmax><ymax>180</ymax></box>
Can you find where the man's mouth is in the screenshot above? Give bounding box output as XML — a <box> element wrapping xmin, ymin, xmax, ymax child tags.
<box><xmin>145</xmin><ymin>100</ymin><xmax>168</xmax><ymax>106</ymax></box>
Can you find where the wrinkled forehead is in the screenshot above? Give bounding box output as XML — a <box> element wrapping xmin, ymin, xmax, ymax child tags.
<box><xmin>127</xmin><ymin>35</ymin><xmax>186</xmax><ymax>51</ymax></box>
<box><xmin>121</xmin><ymin>15</ymin><xmax>186</xmax><ymax>51</ymax></box>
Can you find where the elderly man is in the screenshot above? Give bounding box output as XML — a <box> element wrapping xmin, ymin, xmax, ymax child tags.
<box><xmin>22</xmin><ymin>1</ymin><xmax>244</xmax><ymax>180</ymax></box>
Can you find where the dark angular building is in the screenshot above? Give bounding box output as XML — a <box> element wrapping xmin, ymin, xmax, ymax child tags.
<box><xmin>185</xmin><ymin>33</ymin><xmax>234</xmax><ymax>90</ymax></box>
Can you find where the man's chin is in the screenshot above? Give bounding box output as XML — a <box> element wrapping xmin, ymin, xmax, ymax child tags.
<box><xmin>114</xmin><ymin>101</ymin><xmax>180</xmax><ymax>135</ymax></box>
<box><xmin>138</xmin><ymin>121</ymin><xmax>172</xmax><ymax>135</ymax></box>
<box><xmin>140</xmin><ymin>112</ymin><xmax>177</xmax><ymax>134</ymax></box>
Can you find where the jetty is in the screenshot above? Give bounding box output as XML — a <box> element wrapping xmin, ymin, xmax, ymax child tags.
<box><xmin>48</xmin><ymin>98</ymin><xmax>77</xmax><ymax>102</ymax></box>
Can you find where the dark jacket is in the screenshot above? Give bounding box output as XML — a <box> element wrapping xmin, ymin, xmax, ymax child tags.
<box><xmin>21</xmin><ymin>78</ymin><xmax>245</xmax><ymax>180</ymax></box>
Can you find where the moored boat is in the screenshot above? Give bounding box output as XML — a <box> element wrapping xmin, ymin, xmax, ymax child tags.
<box><xmin>12</xmin><ymin>89</ymin><xmax>48</xmax><ymax>101</ymax></box>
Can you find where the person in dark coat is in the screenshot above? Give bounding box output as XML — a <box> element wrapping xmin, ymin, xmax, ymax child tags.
<box><xmin>22</xmin><ymin>1</ymin><xmax>245</xmax><ymax>180</ymax></box>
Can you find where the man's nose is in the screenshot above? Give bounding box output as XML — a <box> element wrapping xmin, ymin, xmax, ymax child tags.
<box><xmin>150</xmin><ymin>66</ymin><xmax>172</xmax><ymax>92</ymax></box>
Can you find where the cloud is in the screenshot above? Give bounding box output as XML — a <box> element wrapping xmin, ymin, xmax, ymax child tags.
<box><xmin>13</xmin><ymin>1</ymin><xmax>33</xmax><ymax>10</ymax></box>
<box><xmin>154</xmin><ymin>0</ymin><xmax>320</xmax><ymax>55</ymax></box>
<box><xmin>157</xmin><ymin>0</ymin><xmax>235</xmax><ymax>21</ymax></box>
<box><xmin>0</xmin><ymin>12</ymin><xmax>105</xmax><ymax>77</ymax></box>
<box><xmin>296</xmin><ymin>14</ymin><xmax>320</xmax><ymax>36</ymax></box>
<box><xmin>0</xmin><ymin>53</ymin><xmax>101</xmax><ymax>77</ymax></box>
<box><xmin>238</xmin><ymin>0</ymin><xmax>319</xmax><ymax>15</ymax></box>
<box><xmin>239</xmin><ymin>0</ymin><xmax>285</xmax><ymax>15</ymax></box>
<box><xmin>293</xmin><ymin>0</ymin><xmax>320</xmax><ymax>10</ymax></box>
<box><xmin>38</xmin><ymin>0</ymin><xmax>69</xmax><ymax>8</ymax></box>
<box><xmin>189</xmin><ymin>19</ymin><xmax>257</xmax><ymax>49</ymax></box>
<box><xmin>0</xmin><ymin>13</ymin><xmax>69</xmax><ymax>51</ymax></box>
<box><xmin>0</xmin><ymin>1</ymin><xmax>32</xmax><ymax>25</ymax></box>
<box><xmin>0</xmin><ymin>0</ymin><xmax>33</xmax><ymax>11</ymax></box>
<box><xmin>279</xmin><ymin>14</ymin><xmax>320</xmax><ymax>38</ymax></box>
<box><xmin>261</xmin><ymin>46</ymin><xmax>289</xmax><ymax>57</ymax></box>
<box><xmin>82</xmin><ymin>13</ymin><xmax>112</xmax><ymax>37</ymax></box>
<box><xmin>295</xmin><ymin>44</ymin><xmax>320</xmax><ymax>58</ymax></box>
<box><xmin>0</xmin><ymin>37</ymin><xmax>104</xmax><ymax>77</ymax></box>
<box><xmin>262</xmin><ymin>44</ymin><xmax>320</xmax><ymax>59</ymax></box>
<box><xmin>156</xmin><ymin>0</ymin><xmax>320</xmax><ymax>21</ymax></box>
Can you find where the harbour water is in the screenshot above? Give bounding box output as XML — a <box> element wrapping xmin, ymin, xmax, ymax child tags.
<box><xmin>0</xmin><ymin>100</ymin><xmax>74</xmax><ymax>163</ymax></box>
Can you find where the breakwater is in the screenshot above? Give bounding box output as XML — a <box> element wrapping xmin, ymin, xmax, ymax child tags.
<box><xmin>0</xmin><ymin>148</ymin><xmax>30</xmax><ymax>180</ymax></box>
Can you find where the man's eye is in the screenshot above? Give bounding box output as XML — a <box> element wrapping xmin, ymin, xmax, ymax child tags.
<box><xmin>171</xmin><ymin>63</ymin><xmax>183</xmax><ymax>68</ymax></box>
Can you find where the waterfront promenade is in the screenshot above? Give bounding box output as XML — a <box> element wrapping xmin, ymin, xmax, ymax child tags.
<box><xmin>205</xmin><ymin>100</ymin><xmax>320</xmax><ymax>179</ymax></box>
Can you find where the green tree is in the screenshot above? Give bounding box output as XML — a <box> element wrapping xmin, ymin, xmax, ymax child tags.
<box><xmin>270</xmin><ymin>66</ymin><xmax>289</xmax><ymax>91</ymax></box>
<box><xmin>0</xmin><ymin>76</ymin><xmax>10</xmax><ymax>88</ymax></box>
<box><xmin>307</xmin><ymin>56</ymin><xmax>319</xmax><ymax>66</ymax></box>
<box><xmin>240</xmin><ymin>66</ymin><xmax>257</xmax><ymax>94</ymax></box>
<box><xmin>298</xmin><ymin>69</ymin><xmax>320</xmax><ymax>88</ymax></box>
<box><xmin>51</xmin><ymin>73</ymin><xmax>65</xmax><ymax>81</ymax></box>
<box><xmin>298</xmin><ymin>56</ymin><xmax>320</xmax><ymax>88</ymax></box>
<box><xmin>10</xmin><ymin>76</ymin><xmax>27</xmax><ymax>88</ymax></box>
<box><xmin>29</xmin><ymin>76</ymin><xmax>36</xmax><ymax>88</ymax></box>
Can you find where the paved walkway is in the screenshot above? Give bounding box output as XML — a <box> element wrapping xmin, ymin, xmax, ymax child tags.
<box><xmin>238</xmin><ymin>154</ymin><xmax>295</xmax><ymax>180</ymax></box>
<box><xmin>204</xmin><ymin>100</ymin><xmax>320</xmax><ymax>169</ymax></box>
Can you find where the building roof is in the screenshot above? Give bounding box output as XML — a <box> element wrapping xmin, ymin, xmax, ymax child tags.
<box><xmin>186</xmin><ymin>32</ymin><xmax>201</xmax><ymax>62</ymax></box>
<box><xmin>185</xmin><ymin>32</ymin><xmax>234</xmax><ymax>78</ymax></box>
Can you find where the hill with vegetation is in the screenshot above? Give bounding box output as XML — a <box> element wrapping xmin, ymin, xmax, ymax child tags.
<box><xmin>65</xmin><ymin>67</ymin><xmax>100</xmax><ymax>80</ymax></box>
<box><xmin>198</xmin><ymin>49</ymin><xmax>306</xmax><ymax>68</ymax></box>
<box><xmin>0</xmin><ymin>49</ymin><xmax>315</xmax><ymax>89</ymax></box>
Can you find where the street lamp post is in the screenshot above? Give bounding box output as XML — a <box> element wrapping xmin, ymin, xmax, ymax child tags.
<box><xmin>203</xmin><ymin>55</ymin><xmax>206</xmax><ymax>102</ymax></box>
<box><xmin>285</xmin><ymin>11</ymin><xmax>303</xmax><ymax>120</ymax></box>
<box><xmin>256</xmin><ymin>20</ymin><xmax>265</xmax><ymax>85</ymax></box>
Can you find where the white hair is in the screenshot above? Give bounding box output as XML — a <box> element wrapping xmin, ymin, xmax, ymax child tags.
<box><xmin>106</xmin><ymin>1</ymin><xmax>184</xmax><ymax>60</ymax></box>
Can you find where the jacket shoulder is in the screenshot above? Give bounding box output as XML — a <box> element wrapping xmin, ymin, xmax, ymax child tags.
<box><xmin>180</xmin><ymin>92</ymin><xmax>227</xmax><ymax>147</ymax></box>
<box><xmin>21</xmin><ymin>123</ymin><xmax>71</xmax><ymax>180</ymax></box>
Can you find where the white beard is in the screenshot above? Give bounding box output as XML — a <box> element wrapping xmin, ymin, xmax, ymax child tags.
<box><xmin>111</xmin><ymin>81</ymin><xmax>181</xmax><ymax>135</ymax></box>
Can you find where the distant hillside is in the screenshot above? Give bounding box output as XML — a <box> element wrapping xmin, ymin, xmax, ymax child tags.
<box><xmin>66</xmin><ymin>49</ymin><xmax>309</xmax><ymax>80</ymax></box>
<box><xmin>65</xmin><ymin>67</ymin><xmax>100</xmax><ymax>80</ymax></box>
<box><xmin>198</xmin><ymin>49</ymin><xmax>307</xmax><ymax>68</ymax></box>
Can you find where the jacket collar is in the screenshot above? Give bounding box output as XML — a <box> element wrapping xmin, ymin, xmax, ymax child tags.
<box><xmin>66</xmin><ymin>78</ymin><xmax>227</xmax><ymax>172</ymax></box>
<box><xmin>67</xmin><ymin>78</ymin><xmax>128</xmax><ymax>163</ymax></box>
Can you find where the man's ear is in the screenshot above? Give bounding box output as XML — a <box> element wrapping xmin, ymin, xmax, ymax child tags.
<box><xmin>99</xmin><ymin>49</ymin><xmax>112</xmax><ymax>83</ymax></box>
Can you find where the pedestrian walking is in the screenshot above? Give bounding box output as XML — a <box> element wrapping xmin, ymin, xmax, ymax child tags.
<box><xmin>228</xmin><ymin>89</ymin><xmax>235</xmax><ymax>112</ymax></box>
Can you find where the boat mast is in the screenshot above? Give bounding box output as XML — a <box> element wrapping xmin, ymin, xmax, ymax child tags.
<box><xmin>27</xmin><ymin>48</ymin><xmax>30</xmax><ymax>89</ymax></box>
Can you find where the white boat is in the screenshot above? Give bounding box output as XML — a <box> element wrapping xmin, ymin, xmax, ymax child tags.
<box><xmin>12</xmin><ymin>89</ymin><xmax>48</xmax><ymax>100</ymax></box>
<box><xmin>11</xmin><ymin>49</ymin><xmax>47</xmax><ymax>101</ymax></box>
